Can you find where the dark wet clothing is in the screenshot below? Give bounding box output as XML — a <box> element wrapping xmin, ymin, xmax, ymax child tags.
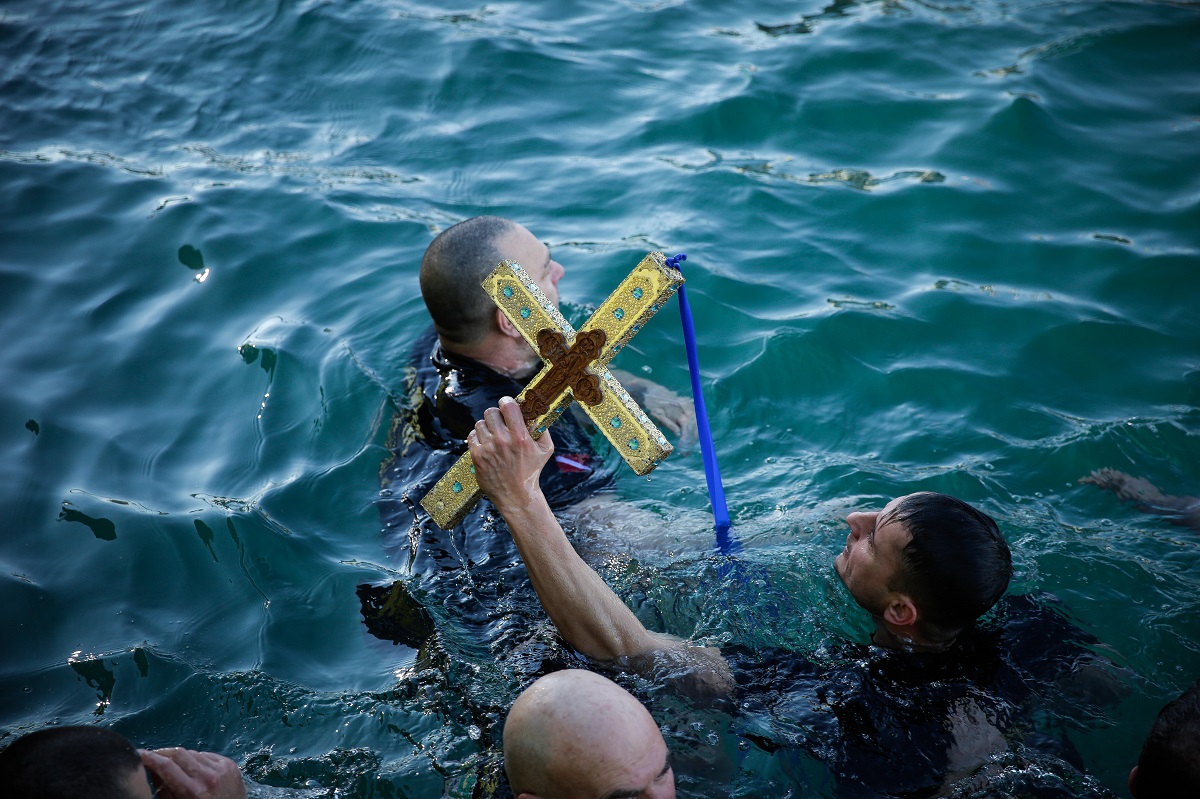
<box><xmin>373</xmin><ymin>327</ymin><xmax>617</xmax><ymax>658</ymax></box>
<box><xmin>716</xmin><ymin>593</ymin><xmax>1121</xmax><ymax>798</ymax></box>
<box><xmin>366</xmin><ymin>328</ymin><xmax>623</xmax><ymax>798</ymax></box>
<box><xmin>465</xmin><ymin>593</ymin><xmax>1118</xmax><ymax>799</ymax></box>
<box><xmin>370</xmin><ymin>330</ymin><xmax>1120</xmax><ymax>798</ymax></box>
<box><xmin>379</xmin><ymin>327</ymin><xmax>617</xmax><ymax>572</ymax></box>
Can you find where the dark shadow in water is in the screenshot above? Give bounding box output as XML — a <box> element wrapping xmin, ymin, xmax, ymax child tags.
<box><xmin>238</xmin><ymin>342</ymin><xmax>277</xmax><ymax>376</ymax></box>
<box><xmin>25</xmin><ymin>418</ymin><xmax>39</xmax><ymax>435</ymax></box>
<box><xmin>68</xmin><ymin>655</ymin><xmax>115</xmax><ymax>715</ymax></box>
<box><xmin>133</xmin><ymin>646</ymin><xmax>150</xmax><ymax>678</ymax></box>
<box><xmin>58</xmin><ymin>504</ymin><xmax>117</xmax><ymax>540</ymax></box>
<box><xmin>195</xmin><ymin>519</ymin><xmax>219</xmax><ymax>562</ymax></box>
<box><xmin>356</xmin><ymin>581</ymin><xmax>435</xmax><ymax>649</ymax></box>
<box><xmin>757</xmin><ymin>0</ymin><xmax>867</xmax><ymax>36</ymax></box>
<box><xmin>178</xmin><ymin>243</ymin><xmax>205</xmax><ymax>271</ymax></box>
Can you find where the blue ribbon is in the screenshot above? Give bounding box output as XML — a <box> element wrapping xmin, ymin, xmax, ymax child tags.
<box><xmin>665</xmin><ymin>253</ymin><xmax>739</xmax><ymax>555</ymax></box>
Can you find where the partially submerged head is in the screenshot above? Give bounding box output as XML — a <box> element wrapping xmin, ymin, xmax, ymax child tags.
<box><xmin>1130</xmin><ymin>679</ymin><xmax>1200</xmax><ymax>798</ymax></box>
<box><xmin>419</xmin><ymin>215</ymin><xmax>564</xmax><ymax>356</ymax></box>
<box><xmin>503</xmin><ymin>669</ymin><xmax>675</xmax><ymax>799</ymax></box>
<box><xmin>0</xmin><ymin>725</ymin><xmax>150</xmax><ymax>799</ymax></box>
<box><xmin>835</xmin><ymin>491</ymin><xmax>1011</xmax><ymax>648</ymax></box>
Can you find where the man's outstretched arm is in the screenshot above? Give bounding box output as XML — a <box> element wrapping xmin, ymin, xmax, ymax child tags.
<box><xmin>469</xmin><ymin>397</ymin><xmax>731</xmax><ymax>693</ymax></box>
<box><xmin>469</xmin><ymin>397</ymin><xmax>673</xmax><ymax>661</ymax></box>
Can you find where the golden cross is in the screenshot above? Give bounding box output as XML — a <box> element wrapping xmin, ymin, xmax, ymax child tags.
<box><xmin>420</xmin><ymin>252</ymin><xmax>684</xmax><ymax>529</ymax></box>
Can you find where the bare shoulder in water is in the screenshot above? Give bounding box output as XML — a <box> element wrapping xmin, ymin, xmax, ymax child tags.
<box><xmin>562</xmin><ymin>494</ymin><xmax>714</xmax><ymax>560</ymax></box>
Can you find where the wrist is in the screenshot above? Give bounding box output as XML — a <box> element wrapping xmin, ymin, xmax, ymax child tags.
<box><xmin>491</xmin><ymin>482</ymin><xmax>545</xmax><ymax>515</ymax></box>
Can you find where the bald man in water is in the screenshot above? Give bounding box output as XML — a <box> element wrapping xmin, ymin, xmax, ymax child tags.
<box><xmin>504</xmin><ymin>669</ymin><xmax>675</xmax><ymax>799</ymax></box>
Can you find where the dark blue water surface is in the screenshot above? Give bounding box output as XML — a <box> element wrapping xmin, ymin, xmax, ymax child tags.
<box><xmin>2</xmin><ymin>1</ymin><xmax>1198</xmax><ymax>796</ymax></box>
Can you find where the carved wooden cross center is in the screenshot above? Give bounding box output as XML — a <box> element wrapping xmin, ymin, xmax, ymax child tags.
<box><xmin>420</xmin><ymin>252</ymin><xmax>684</xmax><ymax>529</ymax></box>
<box><xmin>522</xmin><ymin>329</ymin><xmax>606</xmax><ymax>421</ymax></box>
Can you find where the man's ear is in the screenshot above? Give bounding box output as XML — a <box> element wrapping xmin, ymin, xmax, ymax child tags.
<box><xmin>1128</xmin><ymin>765</ymin><xmax>1138</xmax><ymax>797</ymax></box>
<box><xmin>496</xmin><ymin>308</ymin><xmax>523</xmax><ymax>339</ymax></box>
<box><xmin>882</xmin><ymin>594</ymin><xmax>918</xmax><ymax>628</ymax></box>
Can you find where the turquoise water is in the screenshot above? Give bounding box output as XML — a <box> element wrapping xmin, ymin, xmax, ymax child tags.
<box><xmin>2</xmin><ymin>0</ymin><xmax>1198</xmax><ymax>795</ymax></box>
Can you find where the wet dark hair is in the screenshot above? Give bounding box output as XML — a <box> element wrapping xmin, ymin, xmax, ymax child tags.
<box><xmin>889</xmin><ymin>492</ymin><xmax>1012</xmax><ymax>638</ymax></box>
<box><xmin>419</xmin><ymin>215</ymin><xmax>518</xmax><ymax>348</ymax></box>
<box><xmin>0</xmin><ymin>725</ymin><xmax>143</xmax><ymax>799</ymax></box>
<box><xmin>1134</xmin><ymin>679</ymin><xmax>1200</xmax><ymax>798</ymax></box>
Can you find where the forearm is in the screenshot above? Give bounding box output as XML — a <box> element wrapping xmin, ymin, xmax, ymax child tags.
<box><xmin>469</xmin><ymin>397</ymin><xmax>711</xmax><ymax>669</ymax></box>
<box><xmin>496</xmin><ymin>491</ymin><xmax>663</xmax><ymax>661</ymax></box>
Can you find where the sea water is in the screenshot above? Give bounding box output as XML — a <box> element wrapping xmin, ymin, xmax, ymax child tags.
<box><xmin>1</xmin><ymin>1</ymin><xmax>1198</xmax><ymax>796</ymax></box>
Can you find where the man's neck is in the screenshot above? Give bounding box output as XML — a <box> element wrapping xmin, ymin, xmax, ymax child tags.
<box><xmin>441</xmin><ymin>335</ymin><xmax>539</xmax><ymax>381</ymax></box>
<box><xmin>871</xmin><ymin>623</ymin><xmax>955</xmax><ymax>653</ymax></box>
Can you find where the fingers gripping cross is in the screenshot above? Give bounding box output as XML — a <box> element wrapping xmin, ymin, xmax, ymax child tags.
<box><xmin>420</xmin><ymin>252</ymin><xmax>684</xmax><ymax>529</ymax></box>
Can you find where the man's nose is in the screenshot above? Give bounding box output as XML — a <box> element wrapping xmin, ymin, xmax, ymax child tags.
<box><xmin>846</xmin><ymin>512</ymin><xmax>875</xmax><ymax>540</ymax></box>
<box><xmin>551</xmin><ymin>260</ymin><xmax>564</xmax><ymax>284</ymax></box>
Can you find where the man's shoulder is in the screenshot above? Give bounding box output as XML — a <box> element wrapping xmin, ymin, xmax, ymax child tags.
<box><xmin>395</xmin><ymin>327</ymin><xmax>516</xmax><ymax>449</ymax></box>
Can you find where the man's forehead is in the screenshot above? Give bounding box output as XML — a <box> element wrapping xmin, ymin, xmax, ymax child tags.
<box><xmin>877</xmin><ymin>495</ymin><xmax>906</xmax><ymax>524</ymax></box>
<box><xmin>517</xmin><ymin>237</ymin><xmax>551</xmax><ymax>271</ymax></box>
<box><xmin>597</xmin><ymin>745</ymin><xmax>670</xmax><ymax>799</ymax></box>
<box><xmin>877</xmin><ymin>495</ymin><xmax>917</xmax><ymax>549</ymax></box>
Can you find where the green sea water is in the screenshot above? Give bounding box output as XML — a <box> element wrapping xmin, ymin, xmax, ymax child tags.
<box><xmin>2</xmin><ymin>0</ymin><xmax>1198</xmax><ymax>796</ymax></box>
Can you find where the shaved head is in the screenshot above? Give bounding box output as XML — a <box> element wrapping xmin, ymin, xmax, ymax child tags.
<box><xmin>504</xmin><ymin>670</ymin><xmax>675</xmax><ymax>799</ymax></box>
<box><xmin>419</xmin><ymin>215</ymin><xmax>519</xmax><ymax>348</ymax></box>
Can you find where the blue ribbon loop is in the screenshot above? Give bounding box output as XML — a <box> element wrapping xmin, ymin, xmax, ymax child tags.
<box><xmin>665</xmin><ymin>253</ymin><xmax>739</xmax><ymax>555</ymax></box>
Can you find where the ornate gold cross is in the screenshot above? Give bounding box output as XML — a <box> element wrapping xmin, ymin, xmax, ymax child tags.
<box><xmin>420</xmin><ymin>252</ymin><xmax>684</xmax><ymax>529</ymax></box>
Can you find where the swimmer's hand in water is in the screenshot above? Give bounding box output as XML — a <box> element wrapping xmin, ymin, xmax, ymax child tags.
<box><xmin>1081</xmin><ymin>468</ymin><xmax>1200</xmax><ymax>530</ymax></box>
<box><xmin>470</xmin><ymin>396</ymin><xmax>555</xmax><ymax>511</ymax></box>
<box><xmin>140</xmin><ymin>747</ymin><xmax>246</xmax><ymax>799</ymax></box>
<box><xmin>1080</xmin><ymin>468</ymin><xmax>1167</xmax><ymax>504</ymax></box>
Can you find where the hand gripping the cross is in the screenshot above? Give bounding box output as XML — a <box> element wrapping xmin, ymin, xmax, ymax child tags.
<box><xmin>468</xmin><ymin>397</ymin><xmax>556</xmax><ymax>512</ymax></box>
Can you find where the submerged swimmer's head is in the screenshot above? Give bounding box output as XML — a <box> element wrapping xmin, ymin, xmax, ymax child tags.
<box><xmin>835</xmin><ymin>491</ymin><xmax>1011</xmax><ymax>650</ymax></box>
